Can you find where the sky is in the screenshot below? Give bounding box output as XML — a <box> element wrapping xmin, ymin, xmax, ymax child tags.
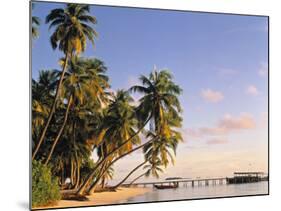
<box><xmin>32</xmin><ymin>1</ymin><xmax>268</xmax><ymax>182</ymax></box>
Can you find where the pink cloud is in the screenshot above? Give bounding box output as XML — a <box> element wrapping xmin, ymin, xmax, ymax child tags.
<box><xmin>181</xmin><ymin>113</ymin><xmax>256</xmax><ymax>141</ymax></box>
<box><xmin>201</xmin><ymin>89</ymin><xmax>224</xmax><ymax>103</ymax></box>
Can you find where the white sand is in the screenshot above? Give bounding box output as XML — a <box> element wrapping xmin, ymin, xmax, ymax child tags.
<box><xmin>34</xmin><ymin>187</ymin><xmax>151</xmax><ymax>209</ymax></box>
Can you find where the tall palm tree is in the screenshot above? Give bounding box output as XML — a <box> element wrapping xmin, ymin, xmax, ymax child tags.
<box><xmin>32</xmin><ymin>3</ymin><xmax>98</xmax><ymax>160</ymax></box>
<box><xmin>44</xmin><ymin>56</ymin><xmax>109</xmax><ymax>165</ymax></box>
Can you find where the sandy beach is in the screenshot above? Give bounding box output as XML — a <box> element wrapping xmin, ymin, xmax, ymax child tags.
<box><xmin>33</xmin><ymin>187</ymin><xmax>151</xmax><ymax>209</ymax></box>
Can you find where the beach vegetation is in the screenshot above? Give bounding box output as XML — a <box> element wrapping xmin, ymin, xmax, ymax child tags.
<box><xmin>32</xmin><ymin>160</ymin><xmax>61</xmax><ymax>207</ymax></box>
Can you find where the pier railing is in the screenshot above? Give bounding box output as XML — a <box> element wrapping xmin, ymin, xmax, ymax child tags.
<box><xmin>123</xmin><ymin>177</ymin><xmax>227</xmax><ymax>188</ymax></box>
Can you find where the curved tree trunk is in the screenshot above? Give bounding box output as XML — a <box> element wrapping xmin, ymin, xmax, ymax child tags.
<box><xmin>112</xmin><ymin>160</ymin><xmax>147</xmax><ymax>189</ymax></box>
<box><xmin>86</xmin><ymin>137</ymin><xmax>156</xmax><ymax>195</ymax></box>
<box><xmin>86</xmin><ymin>160</ymin><xmax>107</xmax><ymax>194</ymax></box>
<box><xmin>32</xmin><ymin>54</ymin><xmax>69</xmax><ymax>160</ymax></box>
<box><xmin>44</xmin><ymin>96</ymin><xmax>73</xmax><ymax>165</ymax></box>
<box><xmin>76</xmin><ymin>115</ymin><xmax>152</xmax><ymax>195</ymax></box>
<box><xmin>129</xmin><ymin>172</ymin><xmax>146</xmax><ymax>186</ymax></box>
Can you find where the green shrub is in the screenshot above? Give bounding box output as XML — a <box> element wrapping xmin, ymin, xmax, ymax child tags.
<box><xmin>32</xmin><ymin>160</ymin><xmax>61</xmax><ymax>207</ymax></box>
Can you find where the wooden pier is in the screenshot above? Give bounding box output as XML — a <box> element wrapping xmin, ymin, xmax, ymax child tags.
<box><xmin>226</xmin><ymin>172</ymin><xmax>266</xmax><ymax>184</ymax></box>
<box><xmin>123</xmin><ymin>177</ymin><xmax>227</xmax><ymax>188</ymax></box>
<box><xmin>122</xmin><ymin>172</ymin><xmax>268</xmax><ymax>188</ymax></box>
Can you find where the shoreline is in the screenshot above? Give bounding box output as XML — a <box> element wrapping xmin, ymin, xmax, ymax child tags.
<box><xmin>33</xmin><ymin>187</ymin><xmax>151</xmax><ymax>209</ymax></box>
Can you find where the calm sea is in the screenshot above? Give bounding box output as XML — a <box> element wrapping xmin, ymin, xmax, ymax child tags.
<box><xmin>119</xmin><ymin>181</ymin><xmax>268</xmax><ymax>204</ymax></box>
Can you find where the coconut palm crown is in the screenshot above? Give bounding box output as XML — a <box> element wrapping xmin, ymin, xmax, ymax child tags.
<box><xmin>46</xmin><ymin>3</ymin><xmax>98</xmax><ymax>54</ymax></box>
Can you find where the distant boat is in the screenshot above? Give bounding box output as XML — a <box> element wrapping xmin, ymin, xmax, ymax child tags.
<box><xmin>154</xmin><ymin>182</ymin><xmax>179</xmax><ymax>189</ymax></box>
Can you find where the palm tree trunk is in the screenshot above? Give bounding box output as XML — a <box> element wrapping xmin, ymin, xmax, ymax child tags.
<box><xmin>86</xmin><ymin>137</ymin><xmax>157</xmax><ymax>195</ymax></box>
<box><xmin>76</xmin><ymin>115</ymin><xmax>152</xmax><ymax>195</ymax></box>
<box><xmin>32</xmin><ymin>54</ymin><xmax>69</xmax><ymax>160</ymax></box>
<box><xmin>129</xmin><ymin>172</ymin><xmax>146</xmax><ymax>186</ymax></box>
<box><xmin>112</xmin><ymin>160</ymin><xmax>147</xmax><ymax>189</ymax></box>
<box><xmin>71</xmin><ymin>159</ymin><xmax>75</xmax><ymax>186</ymax></box>
<box><xmin>61</xmin><ymin>164</ymin><xmax>65</xmax><ymax>186</ymax></box>
<box><xmin>85</xmin><ymin>160</ymin><xmax>107</xmax><ymax>195</ymax></box>
<box><xmin>44</xmin><ymin>95</ymin><xmax>73</xmax><ymax>165</ymax></box>
<box><xmin>74</xmin><ymin>159</ymin><xmax>80</xmax><ymax>189</ymax></box>
<box><xmin>101</xmin><ymin>177</ymin><xmax>105</xmax><ymax>189</ymax></box>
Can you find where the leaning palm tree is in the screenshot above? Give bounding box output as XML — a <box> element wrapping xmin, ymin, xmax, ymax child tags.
<box><xmin>130</xmin><ymin>69</ymin><xmax>182</xmax><ymax>134</ymax></box>
<box><xmin>131</xmin><ymin>69</ymin><xmax>183</xmax><ymax>167</ymax></box>
<box><xmin>112</xmin><ymin>160</ymin><xmax>147</xmax><ymax>189</ymax></box>
<box><xmin>77</xmin><ymin>69</ymin><xmax>183</xmax><ymax>196</ymax></box>
<box><xmin>32</xmin><ymin>3</ymin><xmax>98</xmax><ymax>160</ymax></box>
<box><xmin>129</xmin><ymin>157</ymin><xmax>164</xmax><ymax>186</ymax></box>
<box><xmin>86</xmin><ymin>90</ymin><xmax>141</xmax><ymax>194</ymax></box>
<box><xmin>100</xmin><ymin>163</ymin><xmax>114</xmax><ymax>189</ymax></box>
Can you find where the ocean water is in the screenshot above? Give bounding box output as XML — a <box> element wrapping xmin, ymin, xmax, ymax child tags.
<box><xmin>120</xmin><ymin>181</ymin><xmax>268</xmax><ymax>204</ymax></box>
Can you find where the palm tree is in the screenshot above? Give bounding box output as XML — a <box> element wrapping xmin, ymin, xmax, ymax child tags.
<box><xmin>86</xmin><ymin>90</ymin><xmax>142</xmax><ymax>193</ymax></box>
<box><xmin>32</xmin><ymin>70</ymin><xmax>58</xmax><ymax>152</ymax></box>
<box><xmin>100</xmin><ymin>165</ymin><xmax>114</xmax><ymax>189</ymax></box>
<box><xmin>129</xmin><ymin>157</ymin><xmax>164</xmax><ymax>186</ymax></box>
<box><xmin>44</xmin><ymin>56</ymin><xmax>109</xmax><ymax>165</ymax></box>
<box><xmin>130</xmin><ymin>69</ymin><xmax>182</xmax><ymax>134</ymax></box>
<box><xmin>112</xmin><ymin>160</ymin><xmax>147</xmax><ymax>189</ymax></box>
<box><xmin>87</xmin><ymin>134</ymin><xmax>159</xmax><ymax>194</ymax></box>
<box><xmin>77</xmin><ymin>69</ymin><xmax>183</xmax><ymax>195</ymax></box>
<box><xmin>32</xmin><ymin>3</ymin><xmax>98</xmax><ymax>160</ymax></box>
<box><xmin>131</xmin><ymin>69</ymin><xmax>183</xmax><ymax>167</ymax></box>
<box><xmin>31</xmin><ymin>3</ymin><xmax>40</xmax><ymax>39</ymax></box>
<box><xmin>50</xmin><ymin>99</ymin><xmax>96</xmax><ymax>189</ymax></box>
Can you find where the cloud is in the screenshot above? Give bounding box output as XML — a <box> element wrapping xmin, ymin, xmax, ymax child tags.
<box><xmin>201</xmin><ymin>89</ymin><xmax>224</xmax><ymax>103</ymax></box>
<box><xmin>246</xmin><ymin>85</ymin><xmax>259</xmax><ymax>96</ymax></box>
<box><xmin>218</xmin><ymin>113</ymin><xmax>256</xmax><ymax>131</ymax></box>
<box><xmin>258</xmin><ymin>62</ymin><xmax>268</xmax><ymax>77</ymax></box>
<box><xmin>207</xmin><ymin>138</ymin><xmax>228</xmax><ymax>145</ymax></box>
<box><xmin>181</xmin><ymin>113</ymin><xmax>256</xmax><ymax>141</ymax></box>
